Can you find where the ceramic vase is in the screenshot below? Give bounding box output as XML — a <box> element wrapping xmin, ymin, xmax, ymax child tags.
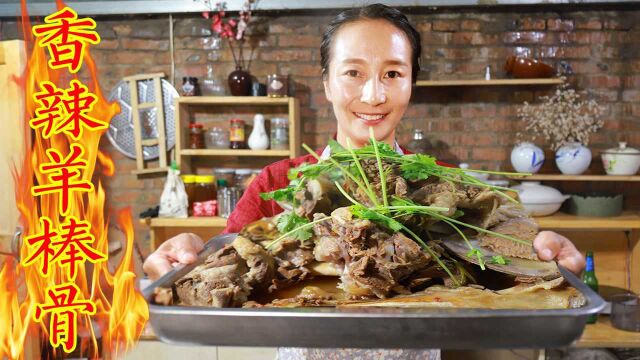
<box><xmin>248</xmin><ymin>114</ymin><xmax>269</xmax><ymax>150</ymax></box>
<box><xmin>510</xmin><ymin>142</ymin><xmax>544</xmax><ymax>173</ymax></box>
<box><xmin>555</xmin><ymin>142</ymin><xmax>592</xmax><ymax>175</ymax></box>
<box><xmin>228</xmin><ymin>66</ymin><xmax>252</xmax><ymax>96</ymax></box>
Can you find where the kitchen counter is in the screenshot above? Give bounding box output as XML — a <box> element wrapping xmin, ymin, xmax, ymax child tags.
<box><xmin>575</xmin><ymin>315</ymin><xmax>640</xmax><ymax>348</ymax></box>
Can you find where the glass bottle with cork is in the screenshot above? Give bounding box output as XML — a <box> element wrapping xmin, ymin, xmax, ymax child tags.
<box><xmin>582</xmin><ymin>250</ymin><xmax>599</xmax><ymax>324</ymax></box>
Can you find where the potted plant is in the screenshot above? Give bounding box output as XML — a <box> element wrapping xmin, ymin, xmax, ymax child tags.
<box><xmin>516</xmin><ymin>84</ymin><xmax>604</xmax><ymax>175</ymax></box>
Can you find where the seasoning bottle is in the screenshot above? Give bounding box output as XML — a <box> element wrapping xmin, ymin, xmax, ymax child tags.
<box><xmin>214</xmin><ymin>168</ymin><xmax>236</xmax><ymax>187</ymax></box>
<box><xmin>248</xmin><ymin>114</ymin><xmax>269</xmax><ymax>150</ymax></box>
<box><xmin>188</xmin><ymin>123</ymin><xmax>205</xmax><ymax>149</ymax></box>
<box><xmin>583</xmin><ymin>250</ymin><xmax>599</xmax><ymax>324</ymax></box>
<box><xmin>181</xmin><ymin>174</ymin><xmax>196</xmax><ymax>216</ymax></box>
<box><xmin>229</xmin><ymin>119</ymin><xmax>246</xmax><ymax>149</ymax></box>
<box><xmin>406</xmin><ymin>129</ymin><xmax>432</xmax><ymax>154</ymax></box>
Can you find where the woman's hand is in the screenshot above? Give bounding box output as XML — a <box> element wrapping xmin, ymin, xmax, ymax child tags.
<box><xmin>143</xmin><ymin>233</ymin><xmax>204</xmax><ymax>280</ymax></box>
<box><xmin>533</xmin><ymin>231</ymin><xmax>585</xmax><ymax>275</ymax></box>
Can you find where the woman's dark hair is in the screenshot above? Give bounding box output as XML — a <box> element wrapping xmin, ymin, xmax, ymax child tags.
<box><xmin>320</xmin><ymin>3</ymin><xmax>421</xmax><ymax>83</ymax></box>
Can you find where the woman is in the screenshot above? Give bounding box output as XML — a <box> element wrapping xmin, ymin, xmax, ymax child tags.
<box><xmin>144</xmin><ymin>4</ymin><xmax>585</xmax><ymax>359</ymax></box>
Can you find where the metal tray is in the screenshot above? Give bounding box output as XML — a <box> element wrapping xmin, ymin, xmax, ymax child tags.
<box><xmin>142</xmin><ymin>233</ymin><xmax>605</xmax><ymax>349</ymax></box>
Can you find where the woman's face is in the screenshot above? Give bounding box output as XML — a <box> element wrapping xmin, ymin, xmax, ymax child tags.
<box><xmin>324</xmin><ymin>19</ymin><xmax>413</xmax><ymax>148</ymax></box>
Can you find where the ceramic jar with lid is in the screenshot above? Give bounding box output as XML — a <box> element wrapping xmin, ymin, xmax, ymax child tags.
<box><xmin>601</xmin><ymin>142</ymin><xmax>640</xmax><ymax>175</ymax></box>
<box><xmin>510</xmin><ymin>181</ymin><xmax>570</xmax><ymax>216</ymax></box>
<box><xmin>510</xmin><ymin>142</ymin><xmax>544</xmax><ymax>173</ymax></box>
<box><xmin>555</xmin><ymin>142</ymin><xmax>592</xmax><ymax>175</ymax></box>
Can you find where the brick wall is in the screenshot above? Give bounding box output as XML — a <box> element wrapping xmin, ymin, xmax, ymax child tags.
<box><xmin>2</xmin><ymin>4</ymin><xmax>639</xmax><ymax>254</ymax></box>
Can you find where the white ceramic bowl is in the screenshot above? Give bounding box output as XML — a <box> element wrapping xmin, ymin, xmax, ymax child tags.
<box><xmin>511</xmin><ymin>181</ymin><xmax>569</xmax><ymax>216</ymax></box>
<box><xmin>519</xmin><ymin>201</ymin><xmax>566</xmax><ymax>217</ymax></box>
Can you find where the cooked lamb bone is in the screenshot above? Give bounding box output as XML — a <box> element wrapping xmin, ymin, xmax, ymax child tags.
<box><xmin>175</xmin><ymin>236</ymin><xmax>277</xmax><ymax>307</ymax></box>
<box><xmin>478</xmin><ymin>217</ymin><xmax>539</xmax><ymax>260</ymax></box>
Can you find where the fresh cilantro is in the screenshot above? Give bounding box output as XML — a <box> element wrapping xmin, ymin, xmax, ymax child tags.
<box><xmin>466</xmin><ymin>248</ymin><xmax>486</xmax><ymax>270</ymax></box>
<box><xmin>328</xmin><ymin>139</ymin><xmax>346</xmax><ymax>153</ymax></box>
<box><xmin>276</xmin><ymin>213</ymin><xmax>312</xmax><ymax>241</ymax></box>
<box><xmin>260</xmin><ymin>187</ymin><xmax>296</xmax><ymax>203</ymax></box>
<box><xmin>289</xmin><ymin>162</ymin><xmax>333</xmax><ymax>180</ymax></box>
<box><xmin>488</xmin><ymin>255</ymin><xmax>511</xmax><ymax>265</ymax></box>
<box><xmin>362</xmin><ymin>139</ymin><xmax>399</xmax><ymax>158</ymax></box>
<box><xmin>400</xmin><ymin>154</ymin><xmax>438</xmax><ymax>181</ymax></box>
<box><xmin>350</xmin><ymin>204</ymin><xmax>403</xmax><ymax>231</ymax></box>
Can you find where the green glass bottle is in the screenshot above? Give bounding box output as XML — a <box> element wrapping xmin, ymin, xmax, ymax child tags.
<box><xmin>582</xmin><ymin>251</ymin><xmax>599</xmax><ymax>324</ymax></box>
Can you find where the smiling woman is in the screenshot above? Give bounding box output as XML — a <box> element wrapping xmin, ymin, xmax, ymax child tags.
<box><xmin>320</xmin><ymin>5</ymin><xmax>420</xmax><ymax>147</ymax></box>
<box><xmin>143</xmin><ymin>3</ymin><xmax>585</xmax><ymax>360</ymax></box>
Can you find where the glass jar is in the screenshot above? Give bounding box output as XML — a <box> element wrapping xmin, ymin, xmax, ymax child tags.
<box><xmin>214</xmin><ymin>168</ymin><xmax>236</xmax><ymax>187</ymax></box>
<box><xmin>270</xmin><ymin>117</ymin><xmax>289</xmax><ymax>150</ymax></box>
<box><xmin>188</xmin><ymin>123</ymin><xmax>205</xmax><ymax>149</ymax></box>
<box><xmin>193</xmin><ymin>175</ymin><xmax>217</xmax><ymax>216</ymax></box>
<box><xmin>181</xmin><ymin>174</ymin><xmax>196</xmax><ymax>216</ymax></box>
<box><xmin>205</xmin><ymin>127</ymin><xmax>230</xmax><ymax>149</ymax></box>
<box><xmin>234</xmin><ymin>169</ymin><xmax>253</xmax><ymax>191</ymax></box>
<box><xmin>406</xmin><ymin>129</ymin><xmax>432</xmax><ymax>154</ymax></box>
<box><xmin>267</xmin><ymin>74</ymin><xmax>288</xmax><ymax>98</ymax></box>
<box><xmin>217</xmin><ymin>186</ymin><xmax>242</xmax><ymax>218</ymax></box>
<box><xmin>229</xmin><ymin>119</ymin><xmax>246</xmax><ymax>149</ymax></box>
<box><xmin>202</xmin><ymin>64</ymin><xmax>226</xmax><ymax>96</ymax></box>
<box><xmin>193</xmin><ymin>175</ymin><xmax>217</xmax><ymax>202</ymax></box>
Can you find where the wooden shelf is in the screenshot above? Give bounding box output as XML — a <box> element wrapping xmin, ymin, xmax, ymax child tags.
<box><xmin>509</xmin><ymin>174</ymin><xmax>640</xmax><ymax>182</ymax></box>
<box><xmin>176</xmin><ymin>96</ymin><xmax>292</xmax><ymax>105</ymax></box>
<box><xmin>181</xmin><ymin>149</ymin><xmax>291</xmax><ymax>157</ymax></box>
<box><xmin>535</xmin><ymin>211</ymin><xmax>640</xmax><ymax>230</ymax></box>
<box><xmin>415</xmin><ymin>78</ymin><xmax>564</xmax><ymax>87</ymax></box>
<box><xmin>140</xmin><ymin>216</ymin><xmax>227</xmax><ymax>228</ymax></box>
<box><xmin>575</xmin><ymin>316</ymin><xmax>640</xmax><ymax>348</ymax></box>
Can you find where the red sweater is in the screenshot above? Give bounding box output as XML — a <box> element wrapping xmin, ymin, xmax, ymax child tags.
<box><xmin>223</xmin><ymin>151</ymin><xmax>321</xmax><ymax>233</ymax></box>
<box><xmin>223</xmin><ymin>145</ymin><xmax>438</xmax><ymax>233</ymax></box>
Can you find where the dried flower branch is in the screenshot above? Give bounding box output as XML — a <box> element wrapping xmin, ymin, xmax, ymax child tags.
<box><xmin>198</xmin><ymin>0</ymin><xmax>257</xmax><ymax>69</ymax></box>
<box><xmin>516</xmin><ymin>83</ymin><xmax>605</xmax><ymax>151</ymax></box>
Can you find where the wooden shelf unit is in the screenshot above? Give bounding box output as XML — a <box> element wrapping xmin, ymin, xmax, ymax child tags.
<box><xmin>535</xmin><ymin>211</ymin><xmax>640</xmax><ymax>230</ymax></box>
<box><xmin>510</xmin><ymin>174</ymin><xmax>640</xmax><ymax>182</ymax></box>
<box><xmin>174</xmin><ymin>96</ymin><xmax>301</xmax><ymax>169</ymax></box>
<box><xmin>141</xmin><ymin>216</ymin><xmax>227</xmax><ymax>228</ymax></box>
<box><xmin>415</xmin><ymin>78</ymin><xmax>564</xmax><ymax>87</ymax></box>
<box><xmin>180</xmin><ymin>149</ymin><xmax>291</xmax><ymax>157</ymax></box>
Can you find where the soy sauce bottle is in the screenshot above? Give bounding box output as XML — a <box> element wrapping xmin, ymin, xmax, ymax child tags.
<box><xmin>582</xmin><ymin>250</ymin><xmax>599</xmax><ymax>324</ymax></box>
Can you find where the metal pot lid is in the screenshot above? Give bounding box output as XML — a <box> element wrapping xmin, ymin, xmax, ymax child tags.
<box><xmin>511</xmin><ymin>181</ymin><xmax>568</xmax><ymax>204</ymax></box>
<box><xmin>602</xmin><ymin>142</ymin><xmax>640</xmax><ymax>155</ymax></box>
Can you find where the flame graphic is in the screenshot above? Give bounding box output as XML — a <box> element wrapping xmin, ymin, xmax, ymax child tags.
<box><xmin>0</xmin><ymin>1</ymin><xmax>149</xmax><ymax>358</ymax></box>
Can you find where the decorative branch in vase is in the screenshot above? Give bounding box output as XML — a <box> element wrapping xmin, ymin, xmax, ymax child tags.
<box><xmin>515</xmin><ymin>83</ymin><xmax>605</xmax><ymax>175</ymax></box>
<box><xmin>202</xmin><ymin>0</ymin><xmax>256</xmax><ymax>96</ymax></box>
